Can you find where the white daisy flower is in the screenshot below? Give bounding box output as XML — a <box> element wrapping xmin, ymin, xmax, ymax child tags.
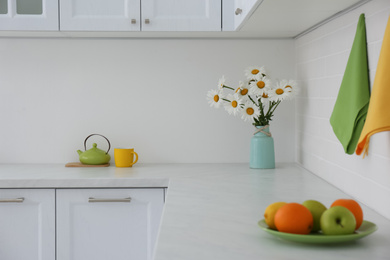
<box><xmin>207</xmin><ymin>89</ymin><xmax>224</xmax><ymax>108</ymax></box>
<box><xmin>268</xmin><ymin>84</ymin><xmax>291</xmax><ymax>102</ymax></box>
<box><xmin>241</xmin><ymin>101</ymin><xmax>260</xmax><ymax>122</ymax></box>
<box><xmin>235</xmin><ymin>81</ymin><xmax>250</xmax><ymax>98</ymax></box>
<box><xmin>260</xmin><ymin>92</ymin><xmax>271</xmax><ymax>103</ymax></box>
<box><xmin>249</xmin><ymin>77</ymin><xmax>272</xmax><ymax>97</ymax></box>
<box><xmin>245</xmin><ymin>66</ymin><xmax>266</xmax><ymax>80</ymax></box>
<box><xmin>282</xmin><ymin>80</ymin><xmax>299</xmax><ymax>98</ymax></box>
<box><xmin>224</xmin><ymin>94</ymin><xmax>242</xmax><ymax>116</ymax></box>
<box><xmin>218</xmin><ymin>75</ymin><xmax>226</xmax><ymax>90</ymax></box>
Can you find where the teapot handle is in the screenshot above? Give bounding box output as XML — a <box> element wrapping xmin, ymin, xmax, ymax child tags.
<box><xmin>84</xmin><ymin>134</ymin><xmax>111</xmax><ymax>154</ymax></box>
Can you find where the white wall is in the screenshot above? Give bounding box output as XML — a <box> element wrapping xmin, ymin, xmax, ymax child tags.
<box><xmin>295</xmin><ymin>0</ymin><xmax>390</xmax><ymax>219</ymax></box>
<box><xmin>0</xmin><ymin>38</ymin><xmax>295</xmax><ymax>164</ymax></box>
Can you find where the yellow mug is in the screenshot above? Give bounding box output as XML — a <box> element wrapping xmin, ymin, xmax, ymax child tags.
<box><xmin>114</xmin><ymin>148</ymin><xmax>139</xmax><ymax>167</ymax></box>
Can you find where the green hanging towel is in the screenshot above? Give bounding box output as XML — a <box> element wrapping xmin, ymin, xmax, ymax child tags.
<box><xmin>330</xmin><ymin>13</ymin><xmax>370</xmax><ymax>155</ymax></box>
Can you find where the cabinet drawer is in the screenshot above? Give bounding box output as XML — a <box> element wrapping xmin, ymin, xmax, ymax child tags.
<box><xmin>56</xmin><ymin>188</ymin><xmax>164</xmax><ymax>260</ymax></box>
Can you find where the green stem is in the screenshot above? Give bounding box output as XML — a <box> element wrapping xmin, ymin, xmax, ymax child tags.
<box><xmin>259</xmin><ymin>100</ymin><xmax>265</xmax><ymax>117</ymax></box>
<box><xmin>264</xmin><ymin>100</ymin><xmax>281</xmax><ymax>121</ymax></box>
<box><xmin>223</xmin><ymin>85</ymin><xmax>235</xmax><ymax>91</ymax></box>
<box><xmin>248</xmin><ymin>95</ymin><xmax>258</xmax><ymax>106</ymax></box>
<box><xmin>270</xmin><ymin>100</ymin><xmax>281</xmax><ymax>115</ymax></box>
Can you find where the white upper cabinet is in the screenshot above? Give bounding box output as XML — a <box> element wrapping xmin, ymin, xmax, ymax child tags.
<box><xmin>141</xmin><ymin>0</ymin><xmax>221</xmax><ymax>31</ymax></box>
<box><xmin>60</xmin><ymin>0</ymin><xmax>141</xmax><ymax>31</ymax></box>
<box><xmin>60</xmin><ymin>0</ymin><xmax>221</xmax><ymax>31</ymax></box>
<box><xmin>0</xmin><ymin>0</ymin><xmax>58</xmax><ymax>30</ymax></box>
<box><xmin>233</xmin><ymin>0</ymin><xmax>259</xmax><ymax>30</ymax></box>
<box><xmin>0</xmin><ymin>0</ymin><xmax>366</xmax><ymax>36</ymax></box>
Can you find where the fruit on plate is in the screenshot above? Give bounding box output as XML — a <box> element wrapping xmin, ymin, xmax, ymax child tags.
<box><xmin>274</xmin><ymin>203</ymin><xmax>313</xmax><ymax>235</ymax></box>
<box><xmin>331</xmin><ymin>199</ymin><xmax>363</xmax><ymax>230</ymax></box>
<box><xmin>264</xmin><ymin>202</ymin><xmax>287</xmax><ymax>230</ymax></box>
<box><xmin>320</xmin><ymin>206</ymin><xmax>356</xmax><ymax>235</ymax></box>
<box><xmin>302</xmin><ymin>200</ymin><xmax>327</xmax><ymax>232</ymax></box>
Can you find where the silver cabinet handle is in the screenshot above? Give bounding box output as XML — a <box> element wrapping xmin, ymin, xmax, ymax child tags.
<box><xmin>131</xmin><ymin>19</ymin><xmax>136</xmax><ymax>24</ymax></box>
<box><xmin>235</xmin><ymin>8</ymin><xmax>242</xmax><ymax>15</ymax></box>
<box><xmin>0</xmin><ymin>197</ymin><xmax>24</xmax><ymax>203</ymax></box>
<box><xmin>145</xmin><ymin>19</ymin><xmax>150</xmax><ymax>24</ymax></box>
<box><xmin>88</xmin><ymin>197</ymin><xmax>132</xmax><ymax>203</ymax></box>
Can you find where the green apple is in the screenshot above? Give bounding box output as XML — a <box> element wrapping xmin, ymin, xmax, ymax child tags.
<box><xmin>320</xmin><ymin>206</ymin><xmax>356</xmax><ymax>235</ymax></box>
<box><xmin>302</xmin><ymin>200</ymin><xmax>327</xmax><ymax>232</ymax></box>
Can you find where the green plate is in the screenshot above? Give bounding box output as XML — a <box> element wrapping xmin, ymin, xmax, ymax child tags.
<box><xmin>258</xmin><ymin>219</ymin><xmax>377</xmax><ymax>244</ymax></box>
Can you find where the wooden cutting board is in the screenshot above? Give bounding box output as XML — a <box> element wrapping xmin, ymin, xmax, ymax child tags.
<box><xmin>65</xmin><ymin>162</ymin><xmax>110</xmax><ymax>167</ymax></box>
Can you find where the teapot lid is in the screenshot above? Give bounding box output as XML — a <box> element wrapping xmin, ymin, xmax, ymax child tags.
<box><xmin>85</xmin><ymin>143</ymin><xmax>106</xmax><ymax>155</ymax></box>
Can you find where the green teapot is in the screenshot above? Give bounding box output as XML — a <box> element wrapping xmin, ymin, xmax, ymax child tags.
<box><xmin>77</xmin><ymin>134</ymin><xmax>111</xmax><ymax>165</ymax></box>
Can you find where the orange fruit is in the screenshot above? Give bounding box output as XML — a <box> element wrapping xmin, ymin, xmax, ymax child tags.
<box><xmin>274</xmin><ymin>203</ymin><xmax>313</xmax><ymax>234</ymax></box>
<box><xmin>264</xmin><ymin>202</ymin><xmax>287</xmax><ymax>230</ymax></box>
<box><xmin>331</xmin><ymin>199</ymin><xmax>363</xmax><ymax>230</ymax></box>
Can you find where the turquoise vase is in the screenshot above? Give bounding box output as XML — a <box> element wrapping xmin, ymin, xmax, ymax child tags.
<box><xmin>250</xmin><ymin>125</ymin><xmax>275</xmax><ymax>169</ymax></box>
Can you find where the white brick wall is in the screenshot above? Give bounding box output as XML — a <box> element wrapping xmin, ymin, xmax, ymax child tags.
<box><xmin>295</xmin><ymin>0</ymin><xmax>390</xmax><ymax>219</ymax></box>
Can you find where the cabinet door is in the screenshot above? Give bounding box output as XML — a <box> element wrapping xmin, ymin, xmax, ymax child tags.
<box><xmin>141</xmin><ymin>0</ymin><xmax>221</xmax><ymax>31</ymax></box>
<box><xmin>56</xmin><ymin>188</ymin><xmax>164</xmax><ymax>260</ymax></box>
<box><xmin>60</xmin><ymin>0</ymin><xmax>140</xmax><ymax>31</ymax></box>
<box><xmin>0</xmin><ymin>189</ymin><xmax>55</xmax><ymax>260</ymax></box>
<box><xmin>0</xmin><ymin>0</ymin><xmax>58</xmax><ymax>30</ymax></box>
<box><xmin>234</xmin><ymin>0</ymin><xmax>259</xmax><ymax>30</ymax></box>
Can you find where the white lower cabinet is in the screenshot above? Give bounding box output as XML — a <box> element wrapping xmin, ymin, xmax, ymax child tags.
<box><xmin>0</xmin><ymin>189</ymin><xmax>55</xmax><ymax>260</ymax></box>
<box><xmin>56</xmin><ymin>188</ymin><xmax>165</xmax><ymax>260</ymax></box>
<box><xmin>0</xmin><ymin>188</ymin><xmax>164</xmax><ymax>260</ymax></box>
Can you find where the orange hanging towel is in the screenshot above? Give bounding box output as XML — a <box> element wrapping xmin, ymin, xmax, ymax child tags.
<box><xmin>356</xmin><ymin>15</ymin><xmax>390</xmax><ymax>157</ymax></box>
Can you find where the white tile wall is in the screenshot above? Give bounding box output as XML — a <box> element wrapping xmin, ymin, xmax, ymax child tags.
<box><xmin>295</xmin><ymin>0</ymin><xmax>390</xmax><ymax>219</ymax></box>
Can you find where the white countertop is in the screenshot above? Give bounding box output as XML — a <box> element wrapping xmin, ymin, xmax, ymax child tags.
<box><xmin>0</xmin><ymin>163</ymin><xmax>389</xmax><ymax>260</ymax></box>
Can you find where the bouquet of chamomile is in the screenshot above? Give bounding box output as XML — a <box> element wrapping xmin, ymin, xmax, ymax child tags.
<box><xmin>207</xmin><ymin>66</ymin><xmax>298</xmax><ymax>127</ymax></box>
